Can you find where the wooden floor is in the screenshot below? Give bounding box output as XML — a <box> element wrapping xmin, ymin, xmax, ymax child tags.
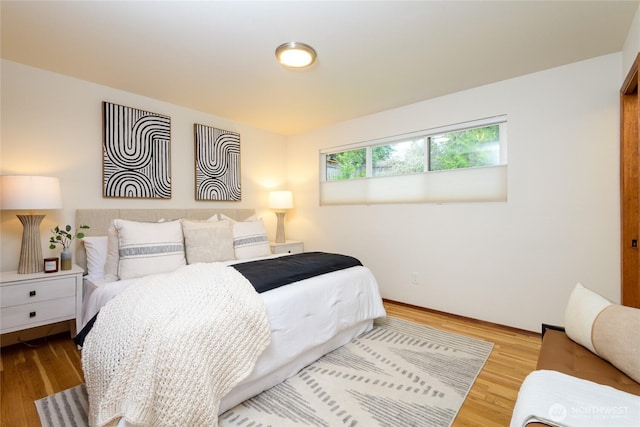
<box><xmin>383</xmin><ymin>301</ymin><xmax>541</xmax><ymax>426</ymax></box>
<box><xmin>0</xmin><ymin>300</ymin><xmax>541</xmax><ymax>426</ymax></box>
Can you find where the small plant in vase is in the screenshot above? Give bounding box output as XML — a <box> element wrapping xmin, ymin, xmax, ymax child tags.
<box><xmin>49</xmin><ymin>224</ymin><xmax>90</xmax><ymax>270</ymax></box>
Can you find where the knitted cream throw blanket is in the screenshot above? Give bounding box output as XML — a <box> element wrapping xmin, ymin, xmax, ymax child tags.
<box><xmin>82</xmin><ymin>263</ymin><xmax>271</xmax><ymax>427</ymax></box>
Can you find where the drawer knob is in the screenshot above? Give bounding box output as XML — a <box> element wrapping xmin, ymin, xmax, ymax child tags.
<box><xmin>29</xmin><ymin>311</ymin><xmax>36</xmax><ymax>318</ymax></box>
<box><xmin>29</xmin><ymin>290</ymin><xmax>36</xmax><ymax>297</ymax></box>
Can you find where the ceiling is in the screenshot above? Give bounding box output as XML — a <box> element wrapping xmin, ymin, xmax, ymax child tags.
<box><xmin>2</xmin><ymin>1</ymin><xmax>638</xmax><ymax>136</ymax></box>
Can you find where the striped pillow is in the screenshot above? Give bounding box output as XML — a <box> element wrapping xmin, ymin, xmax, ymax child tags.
<box><xmin>113</xmin><ymin>219</ymin><xmax>186</xmax><ymax>280</ymax></box>
<box><xmin>232</xmin><ymin>219</ymin><xmax>271</xmax><ymax>259</ymax></box>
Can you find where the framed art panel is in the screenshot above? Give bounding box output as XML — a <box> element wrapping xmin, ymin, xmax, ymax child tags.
<box><xmin>194</xmin><ymin>124</ymin><xmax>241</xmax><ymax>201</ymax></box>
<box><xmin>103</xmin><ymin>102</ymin><xmax>171</xmax><ymax>199</ymax></box>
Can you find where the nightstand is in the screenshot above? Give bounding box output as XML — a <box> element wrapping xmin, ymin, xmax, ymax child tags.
<box><xmin>0</xmin><ymin>265</ymin><xmax>83</xmax><ymax>337</ymax></box>
<box><xmin>270</xmin><ymin>240</ymin><xmax>304</xmax><ymax>254</ymax></box>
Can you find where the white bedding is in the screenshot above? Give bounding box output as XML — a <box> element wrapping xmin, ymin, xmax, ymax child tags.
<box><xmin>81</xmin><ymin>254</ymin><xmax>387</xmax><ymax>421</ymax></box>
<box><xmin>81</xmin><ymin>254</ymin><xmax>284</xmax><ymax>326</ymax></box>
<box><xmin>84</xmin><ymin>263</ymin><xmax>271</xmax><ymax>427</ymax></box>
<box><xmin>511</xmin><ymin>370</ymin><xmax>640</xmax><ymax>427</ymax></box>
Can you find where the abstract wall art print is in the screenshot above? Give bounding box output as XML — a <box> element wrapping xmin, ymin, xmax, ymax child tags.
<box><xmin>103</xmin><ymin>102</ymin><xmax>171</xmax><ymax>199</ymax></box>
<box><xmin>194</xmin><ymin>124</ymin><xmax>241</xmax><ymax>201</ymax></box>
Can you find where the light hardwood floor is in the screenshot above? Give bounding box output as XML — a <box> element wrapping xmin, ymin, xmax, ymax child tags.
<box><xmin>1</xmin><ymin>300</ymin><xmax>541</xmax><ymax>426</ymax></box>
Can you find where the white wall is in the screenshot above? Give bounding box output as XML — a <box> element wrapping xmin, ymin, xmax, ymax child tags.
<box><xmin>0</xmin><ymin>53</ymin><xmax>624</xmax><ymax>332</ymax></box>
<box><xmin>622</xmin><ymin>4</ymin><xmax>640</xmax><ymax>77</ymax></box>
<box><xmin>286</xmin><ymin>53</ymin><xmax>622</xmax><ymax>332</ymax></box>
<box><xmin>0</xmin><ymin>60</ymin><xmax>288</xmax><ymax>272</ymax></box>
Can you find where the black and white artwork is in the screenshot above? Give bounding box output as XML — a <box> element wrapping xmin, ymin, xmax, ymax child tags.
<box><xmin>103</xmin><ymin>102</ymin><xmax>171</xmax><ymax>199</ymax></box>
<box><xmin>194</xmin><ymin>124</ymin><xmax>241</xmax><ymax>201</ymax></box>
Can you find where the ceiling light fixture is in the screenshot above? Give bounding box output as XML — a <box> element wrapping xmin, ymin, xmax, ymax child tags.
<box><xmin>275</xmin><ymin>42</ymin><xmax>317</xmax><ymax>68</ymax></box>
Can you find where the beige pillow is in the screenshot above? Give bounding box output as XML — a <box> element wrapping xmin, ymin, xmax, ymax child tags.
<box><xmin>104</xmin><ymin>224</ymin><xmax>120</xmax><ymax>281</ymax></box>
<box><xmin>565</xmin><ymin>283</ymin><xmax>640</xmax><ymax>383</ymax></box>
<box><xmin>114</xmin><ymin>219</ymin><xmax>186</xmax><ymax>280</ymax></box>
<box><xmin>592</xmin><ymin>304</ymin><xmax>640</xmax><ymax>383</ymax></box>
<box><xmin>181</xmin><ymin>220</ymin><xmax>235</xmax><ymax>264</ymax></box>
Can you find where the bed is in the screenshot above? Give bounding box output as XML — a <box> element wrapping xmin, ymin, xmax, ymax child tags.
<box><xmin>74</xmin><ymin>209</ymin><xmax>386</xmax><ymax>426</ymax></box>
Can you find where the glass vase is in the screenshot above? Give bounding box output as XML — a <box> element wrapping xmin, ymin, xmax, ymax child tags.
<box><xmin>60</xmin><ymin>248</ymin><xmax>72</xmax><ymax>270</ymax></box>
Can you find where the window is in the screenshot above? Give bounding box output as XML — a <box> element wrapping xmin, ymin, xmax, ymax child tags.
<box><xmin>372</xmin><ymin>139</ymin><xmax>424</xmax><ymax>177</ymax></box>
<box><xmin>320</xmin><ymin>116</ymin><xmax>507</xmax><ymax>204</ymax></box>
<box><xmin>429</xmin><ymin>125</ymin><xmax>500</xmax><ymax>171</ymax></box>
<box><xmin>326</xmin><ymin>148</ymin><xmax>366</xmax><ymax>181</ymax></box>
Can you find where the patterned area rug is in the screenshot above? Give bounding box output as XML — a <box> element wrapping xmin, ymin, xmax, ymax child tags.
<box><xmin>36</xmin><ymin>317</ymin><xmax>493</xmax><ymax>427</ymax></box>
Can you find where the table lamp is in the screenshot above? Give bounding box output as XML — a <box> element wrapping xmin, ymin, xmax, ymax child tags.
<box><xmin>268</xmin><ymin>190</ymin><xmax>293</xmax><ymax>244</ymax></box>
<box><xmin>1</xmin><ymin>176</ymin><xmax>62</xmax><ymax>273</ymax></box>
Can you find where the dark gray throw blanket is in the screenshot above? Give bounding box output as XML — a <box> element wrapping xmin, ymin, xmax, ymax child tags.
<box><xmin>231</xmin><ymin>252</ymin><xmax>362</xmax><ymax>293</ymax></box>
<box><xmin>75</xmin><ymin>252</ymin><xmax>361</xmax><ymax>347</ymax></box>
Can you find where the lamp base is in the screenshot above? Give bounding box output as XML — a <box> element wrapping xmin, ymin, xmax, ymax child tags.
<box><xmin>17</xmin><ymin>214</ymin><xmax>45</xmax><ymax>274</ymax></box>
<box><xmin>275</xmin><ymin>211</ymin><xmax>286</xmax><ymax>244</ymax></box>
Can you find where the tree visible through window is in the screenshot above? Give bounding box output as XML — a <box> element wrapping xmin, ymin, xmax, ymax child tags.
<box><xmin>326</xmin><ymin>148</ymin><xmax>366</xmax><ymax>180</ymax></box>
<box><xmin>373</xmin><ymin>139</ymin><xmax>424</xmax><ymax>177</ymax></box>
<box><xmin>429</xmin><ymin>125</ymin><xmax>500</xmax><ymax>171</ymax></box>
<box><xmin>325</xmin><ymin>119</ymin><xmax>504</xmax><ymax>181</ymax></box>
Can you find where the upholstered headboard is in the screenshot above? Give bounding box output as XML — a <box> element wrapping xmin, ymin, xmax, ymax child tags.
<box><xmin>74</xmin><ymin>208</ymin><xmax>255</xmax><ymax>273</ymax></box>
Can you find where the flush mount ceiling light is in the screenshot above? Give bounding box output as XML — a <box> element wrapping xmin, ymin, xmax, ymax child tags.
<box><xmin>275</xmin><ymin>42</ymin><xmax>317</xmax><ymax>68</ymax></box>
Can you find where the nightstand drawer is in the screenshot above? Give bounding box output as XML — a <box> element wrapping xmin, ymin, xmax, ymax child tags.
<box><xmin>1</xmin><ymin>296</ymin><xmax>76</xmax><ymax>332</ymax></box>
<box><xmin>270</xmin><ymin>241</ymin><xmax>304</xmax><ymax>255</ymax></box>
<box><xmin>0</xmin><ymin>277</ymin><xmax>76</xmax><ymax>308</ymax></box>
<box><xmin>0</xmin><ymin>265</ymin><xmax>83</xmax><ymax>339</ymax></box>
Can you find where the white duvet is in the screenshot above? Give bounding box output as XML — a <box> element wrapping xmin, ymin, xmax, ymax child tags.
<box><xmin>81</xmin><ymin>254</ymin><xmax>387</xmax><ymax>421</ymax></box>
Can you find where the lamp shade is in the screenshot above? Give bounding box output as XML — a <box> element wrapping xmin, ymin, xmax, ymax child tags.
<box><xmin>268</xmin><ymin>190</ymin><xmax>293</xmax><ymax>210</ymax></box>
<box><xmin>0</xmin><ymin>175</ymin><xmax>62</xmax><ymax>210</ymax></box>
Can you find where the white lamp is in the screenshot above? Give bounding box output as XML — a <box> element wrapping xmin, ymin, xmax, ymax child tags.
<box><xmin>268</xmin><ymin>190</ymin><xmax>293</xmax><ymax>244</ymax></box>
<box><xmin>1</xmin><ymin>176</ymin><xmax>62</xmax><ymax>274</ymax></box>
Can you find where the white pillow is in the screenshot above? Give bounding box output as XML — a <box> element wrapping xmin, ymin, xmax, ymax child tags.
<box><xmin>219</xmin><ymin>213</ymin><xmax>259</xmax><ymax>223</ymax></box>
<box><xmin>82</xmin><ymin>236</ymin><xmax>108</xmax><ymax>278</ymax></box>
<box><xmin>113</xmin><ymin>219</ymin><xmax>186</xmax><ymax>280</ymax></box>
<box><xmin>564</xmin><ymin>283</ymin><xmax>613</xmax><ymax>353</ymax></box>
<box><xmin>232</xmin><ymin>219</ymin><xmax>271</xmax><ymax>259</ymax></box>
<box><xmin>181</xmin><ymin>219</ymin><xmax>235</xmax><ymax>264</ymax></box>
